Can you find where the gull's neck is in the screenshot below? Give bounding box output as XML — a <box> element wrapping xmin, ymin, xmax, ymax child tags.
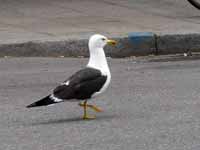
<box><xmin>87</xmin><ymin>47</ymin><xmax>110</xmax><ymax>73</ymax></box>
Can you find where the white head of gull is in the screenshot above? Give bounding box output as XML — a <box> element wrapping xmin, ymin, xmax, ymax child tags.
<box><xmin>87</xmin><ymin>34</ymin><xmax>116</xmax><ymax>73</ymax></box>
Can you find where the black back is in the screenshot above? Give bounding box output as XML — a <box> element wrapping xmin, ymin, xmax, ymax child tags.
<box><xmin>53</xmin><ymin>67</ymin><xmax>107</xmax><ymax>100</ymax></box>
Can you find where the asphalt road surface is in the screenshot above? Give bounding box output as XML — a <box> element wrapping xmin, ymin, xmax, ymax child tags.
<box><xmin>1</xmin><ymin>57</ymin><xmax>200</xmax><ymax>150</ymax></box>
<box><xmin>0</xmin><ymin>0</ymin><xmax>199</xmax><ymax>43</ymax></box>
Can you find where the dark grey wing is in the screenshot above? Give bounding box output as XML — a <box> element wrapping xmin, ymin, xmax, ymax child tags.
<box><xmin>53</xmin><ymin>67</ymin><xmax>107</xmax><ymax>100</ymax></box>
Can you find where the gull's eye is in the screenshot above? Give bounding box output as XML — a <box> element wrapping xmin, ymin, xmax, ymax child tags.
<box><xmin>101</xmin><ymin>38</ymin><xmax>106</xmax><ymax>41</ymax></box>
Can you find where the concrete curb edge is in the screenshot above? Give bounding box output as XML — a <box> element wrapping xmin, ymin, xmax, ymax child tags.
<box><xmin>0</xmin><ymin>33</ymin><xmax>200</xmax><ymax>58</ymax></box>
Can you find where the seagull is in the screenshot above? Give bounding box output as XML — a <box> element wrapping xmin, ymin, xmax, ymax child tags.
<box><xmin>26</xmin><ymin>34</ymin><xmax>117</xmax><ymax>119</ymax></box>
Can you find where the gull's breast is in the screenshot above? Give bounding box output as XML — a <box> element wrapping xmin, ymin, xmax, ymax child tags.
<box><xmin>91</xmin><ymin>70</ymin><xmax>111</xmax><ymax>98</ymax></box>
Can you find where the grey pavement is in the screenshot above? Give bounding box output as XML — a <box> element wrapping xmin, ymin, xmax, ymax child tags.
<box><xmin>1</xmin><ymin>57</ymin><xmax>200</xmax><ymax>150</ymax></box>
<box><xmin>0</xmin><ymin>0</ymin><xmax>200</xmax><ymax>44</ymax></box>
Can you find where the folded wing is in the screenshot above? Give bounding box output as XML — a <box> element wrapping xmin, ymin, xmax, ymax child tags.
<box><xmin>53</xmin><ymin>67</ymin><xmax>107</xmax><ymax>100</ymax></box>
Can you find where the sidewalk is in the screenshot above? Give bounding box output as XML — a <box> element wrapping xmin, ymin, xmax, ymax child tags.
<box><xmin>0</xmin><ymin>0</ymin><xmax>199</xmax><ymax>57</ymax></box>
<box><xmin>0</xmin><ymin>0</ymin><xmax>199</xmax><ymax>44</ymax></box>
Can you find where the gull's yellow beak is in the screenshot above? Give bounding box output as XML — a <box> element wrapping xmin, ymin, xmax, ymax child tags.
<box><xmin>107</xmin><ymin>39</ymin><xmax>117</xmax><ymax>46</ymax></box>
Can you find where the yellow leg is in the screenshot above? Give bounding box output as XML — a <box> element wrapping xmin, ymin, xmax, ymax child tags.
<box><xmin>79</xmin><ymin>102</ymin><xmax>103</xmax><ymax>112</ymax></box>
<box><xmin>82</xmin><ymin>100</ymin><xmax>96</xmax><ymax>120</ymax></box>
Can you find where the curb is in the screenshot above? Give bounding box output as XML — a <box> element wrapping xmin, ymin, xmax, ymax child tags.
<box><xmin>157</xmin><ymin>34</ymin><xmax>200</xmax><ymax>55</ymax></box>
<box><xmin>0</xmin><ymin>33</ymin><xmax>200</xmax><ymax>58</ymax></box>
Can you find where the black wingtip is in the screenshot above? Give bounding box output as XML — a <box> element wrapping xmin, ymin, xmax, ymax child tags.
<box><xmin>26</xmin><ymin>102</ymin><xmax>37</xmax><ymax>108</ymax></box>
<box><xmin>26</xmin><ymin>95</ymin><xmax>57</xmax><ymax>108</ymax></box>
